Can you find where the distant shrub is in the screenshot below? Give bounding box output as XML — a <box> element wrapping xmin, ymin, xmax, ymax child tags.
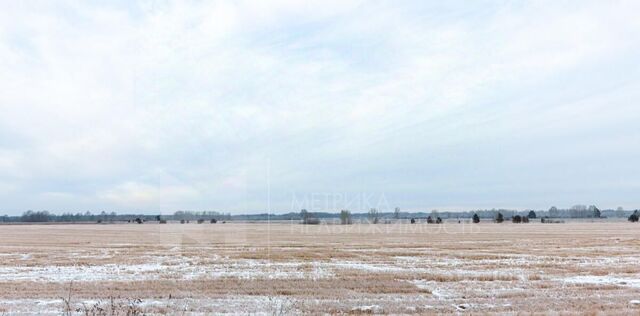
<box><xmin>629</xmin><ymin>211</ymin><xmax>639</xmax><ymax>222</ymax></box>
<box><xmin>197</xmin><ymin>219</ymin><xmax>205</xmax><ymax>224</ymax></box>
<box><xmin>340</xmin><ymin>210</ymin><xmax>352</xmax><ymax>225</ymax></box>
<box><xmin>522</xmin><ymin>216</ymin><xmax>529</xmax><ymax>223</ymax></box>
<box><xmin>472</xmin><ymin>214</ymin><xmax>480</xmax><ymax>223</ymax></box>
<box><xmin>301</xmin><ymin>209</ymin><xmax>319</xmax><ymax>224</ymax></box>
<box><xmin>410</xmin><ymin>218</ymin><xmax>416</xmax><ymax>224</ymax></box>
<box><xmin>180</xmin><ymin>220</ymin><xmax>185</xmax><ymax>224</ymax></box>
<box><xmin>435</xmin><ymin>217</ymin><xmax>442</xmax><ymax>224</ymax></box>
<box><xmin>135</xmin><ymin>218</ymin><xmax>143</xmax><ymax>224</ymax></box>
<box><xmin>368</xmin><ymin>208</ymin><xmax>379</xmax><ymax>224</ymax></box>
<box><xmin>210</xmin><ymin>219</ymin><xmax>217</xmax><ymax>224</ymax></box>
<box><xmin>159</xmin><ymin>220</ymin><xmax>167</xmax><ymax>224</ymax></box>
<box><xmin>303</xmin><ymin>218</ymin><xmax>320</xmax><ymax>225</ymax></box>
<box><xmin>528</xmin><ymin>210</ymin><xmax>537</xmax><ymax>219</ymax></box>
<box><xmin>541</xmin><ymin>217</ymin><xmax>564</xmax><ymax>224</ymax></box>
<box><xmin>300</xmin><ymin>209</ymin><xmax>309</xmax><ymax>222</ymax></box>
<box><xmin>512</xmin><ymin>215</ymin><xmax>522</xmax><ymax>223</ymax></box>
<box><xmin>495</xmin><ymin>212</ymin><xmax>504</xmax><ymax>223</ymax></box>
<box><xmin>426</xmin><ymin>216</ymin><xmax>434</xmax><ymax>224</ymax></box>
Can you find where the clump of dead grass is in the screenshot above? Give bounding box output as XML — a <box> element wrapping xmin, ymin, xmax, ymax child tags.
<box><xmin>413</xmin><ymin>272</ymin><xmax>518</xmax><ymax>282</ymax></box>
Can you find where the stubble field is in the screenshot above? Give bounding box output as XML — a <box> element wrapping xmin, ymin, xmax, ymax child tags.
<box><xmin>0</xmin><ymin>221</ymin><xmax>639</xmax><ymax>314</ymax></box>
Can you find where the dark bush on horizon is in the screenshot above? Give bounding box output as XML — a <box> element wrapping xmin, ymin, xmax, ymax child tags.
<box><xmin>340</xmin><ymin>210</ymin><xmax>352</xmax><ymax>225</ymax></box>
<box><xmin>541</xmin><ymin>217</ymin><xmax>564</xmax><ymax>224</ymax></box>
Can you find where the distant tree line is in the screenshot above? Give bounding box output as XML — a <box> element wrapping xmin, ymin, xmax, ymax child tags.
<box><xmin>0</xmin><ymin>210</ymin><xmax>232</xmax><ymax>223</ymax></box>
<box><xmin>0</xmin><ymin>205</ymin><xmax>636</xmax><ymax>223</ymax></box>
<box><xmin>468</xmin><ymin>205</ymin><xmax>625</xmax><ymax>219</ymax></box>
<box><xmin>547</xmin><ymin>205</ymin><xmax>602</xmax><ymax>218</ymax></box>
<box><xmin>3</xmin><ymin>211</ymin><xmax>158</xmax><ymax>223</ymax></box>
<box><xmin>172</xmin><ymin>211</ymin><xmax>231</xmax><ymax>221</ymax></box>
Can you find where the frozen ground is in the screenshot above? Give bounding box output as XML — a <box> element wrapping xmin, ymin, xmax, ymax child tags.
<box><xmin>0</xmin><ymin>221</ymin><xmax>639</xmax><ymax>314</ymax></box>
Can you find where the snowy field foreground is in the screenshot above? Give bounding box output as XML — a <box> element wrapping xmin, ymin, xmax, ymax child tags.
<box><xmin>0</xmin><ymin>221</ymin><xmax>639</xmax><ymax>314</ymax></box>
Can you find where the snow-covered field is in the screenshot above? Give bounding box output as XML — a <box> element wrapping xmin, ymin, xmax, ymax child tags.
<box><xmin>0</xmin><ymin>221</ymin><xmax>639</xmax><ymax>314</ymax></box>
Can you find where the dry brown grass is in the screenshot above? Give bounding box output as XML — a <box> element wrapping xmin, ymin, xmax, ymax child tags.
<box><xmin>0</xmin><ymin>221</ymin><xmax>639</xmax><ymax>314</ymax></box>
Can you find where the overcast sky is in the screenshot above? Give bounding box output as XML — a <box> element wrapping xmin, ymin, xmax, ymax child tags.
<box><xmin>1</xmin><ymin>1</ymin><xmax>639</xmax><ymax>215</ymax></box>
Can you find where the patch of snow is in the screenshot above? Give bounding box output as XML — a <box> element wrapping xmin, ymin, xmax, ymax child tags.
<box><xmin>0</xmin><ymin>296</ymin><xmax>300</xmax><ymax>315</ymax></box>
<box><xmin>0</xmin><ymin>263</ymin><xmax>168</xmax><ymax>282</ymax></box>
<box><xmin>352</xmin><ymin>305</ymin><xmax>382</xmax><ymax>313</ymax></box>
<box><xmin>0</xmin><ymin>299</ymin><xmax>61</xmax><ymax>315</ymax></box>
<box><xmin>0</xmin><ymin>258</ymin><xmax>335</xmax><ymax>282</ymax></box>
<box><xmin>330</xmin><ymin>260</ymin><xmax>410</xmax><ymax>272</ymax></box>
<box><xmin>560</xmin><ymin>275</ymin><xmax>640</xmax><ymax>288</ymax></box>
<box><xmin>410</xmin><ymin>280</ymin><xmax>455</xmax><ymax>300</ymax></box>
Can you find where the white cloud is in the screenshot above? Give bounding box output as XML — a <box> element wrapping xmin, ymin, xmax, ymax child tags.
<box><xmin>0</xmin><ymin>0</ymin><xmax>639</xmax><ymax>213</ymax></box>
<box><xmin>98</xmin><ymin>181</ymin><xmax>200</xmax><ymax>209</ymax></box>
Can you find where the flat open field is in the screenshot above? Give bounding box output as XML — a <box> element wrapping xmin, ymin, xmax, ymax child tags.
<box><xmin>1</xmin><ymin>221</ymin><xmax>639</xmax><ymax>314</ymax></box>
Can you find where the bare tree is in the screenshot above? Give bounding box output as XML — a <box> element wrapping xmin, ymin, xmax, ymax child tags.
<box><xmin>300</xmin><ymin>209</ymin><xmax>309</xmax><ymax>222</ymax></box>
<box><xmin>368</xmin><ymin>208</ymin><xmax>379</xmax><ymax>224</ymax></box>
<box><xmin>340</xmin><ymin>210</ymin><xmax>352</xmax><ymax>225</ymax></box>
